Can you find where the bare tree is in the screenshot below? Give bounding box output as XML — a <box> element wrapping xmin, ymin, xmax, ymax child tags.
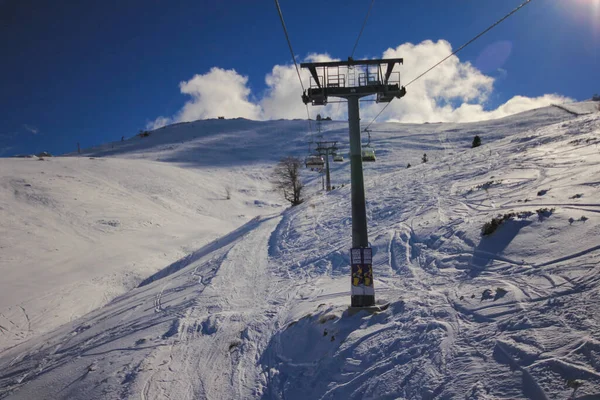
<box><xmin>225</xmin><ymin>185</ymin><xmax>231</xmax><ymax>200</ymax></box>
<box><xmin>272</xmin><ymin>156</ymin><xmax>304</xmax><ymax>206</ymax></box>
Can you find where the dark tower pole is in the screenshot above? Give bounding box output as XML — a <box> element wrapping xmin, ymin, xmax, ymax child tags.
<box><xmin>316</xmin><ymin>141</ymin><xmax>338</xmax><ymax>192</ymax></box>
<box><xmin>301</xmin><ymin>58</ymin><xmax>406</xmax><ymax>308</ymax></box>
<box><xmin>347</xmin><ymin>95</ymin><xmax>368</xmax><ymax>249</ymax></box>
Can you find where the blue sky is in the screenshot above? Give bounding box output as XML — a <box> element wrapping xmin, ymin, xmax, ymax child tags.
<box><xmin>1</xmin><ymin>0</ymin><xmax>598</xmax><ymax>156</ymax></box>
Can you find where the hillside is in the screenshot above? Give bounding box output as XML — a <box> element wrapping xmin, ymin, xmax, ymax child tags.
<box><xmin>1</xmin><ymin>101</ymin><xmax>599</xmax><ymax>399</ymax></box>
<box><xmin>0</xmin><ymin>156</ymin><xmax>284</xmax><ymax>353</ymax></box>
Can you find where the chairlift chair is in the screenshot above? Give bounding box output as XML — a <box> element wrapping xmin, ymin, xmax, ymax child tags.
<box><xmin>361</xmin><ymin>128</ymin><xmax>376</xmax><ymax>162</ymax></box>
<box><xmin>361</xmin><ymin>146</ymin><xmax>376</xmax><ymax>162</ymax></box>
<box><xmin>305</xmin><ymin>155</ymin><xmax>325</xmax><ymax>169</ymax></box>
<box><xmin>333</xmin><ymin>154</ymin><xmax>344</xmax><ymax>162</ymax></box>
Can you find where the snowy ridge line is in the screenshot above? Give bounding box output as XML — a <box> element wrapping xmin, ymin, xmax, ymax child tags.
<box><xmin>533</xmin><ymin>244</ymin><xmax>600</xmax><ymax>268</ymax></box>
<box><xmin>552</xmin><ymin>103</ymin><xmax>598</xmax><ymax>117</ymax></box>
<box><xmin>138</xmin><ymin>214</ymin><xmax>277</xmax><ymax>287</ymax></box>
<box><xmin>134</xmin><ymin>216</ymin><xmax>282</xmax><ymax>399</ymax></box>
<box><xmin>553</xmin><ymin>103</ymin><xmax>585</xmax><ymax>116</ymax></box>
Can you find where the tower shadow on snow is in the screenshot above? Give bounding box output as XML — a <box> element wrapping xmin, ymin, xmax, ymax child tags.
<box><xmin>468</xmin><ymin>218</ymin><xmax>533</xmax><ymax>278</ymax></box>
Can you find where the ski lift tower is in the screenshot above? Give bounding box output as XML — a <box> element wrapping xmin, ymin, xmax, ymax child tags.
<box><xmin>301</xmin><ymin>58</ymin><xmax>406</xmax><ymax>308</ymax></box>
<box><xmin>315</xmin><ymin>140</ymin><xmax>338</xmax><ymax>191</ymax></box>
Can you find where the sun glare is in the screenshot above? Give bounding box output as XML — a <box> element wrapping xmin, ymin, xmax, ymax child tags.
<box><xmin>561</xmin><ymin>0</ymin><xmax>600</xmax><ymax>36</ymax></box>
<box><xmin>572</xmin><ymin>0</ymin><xmax>600</xmax><ymax>18</ymax></box>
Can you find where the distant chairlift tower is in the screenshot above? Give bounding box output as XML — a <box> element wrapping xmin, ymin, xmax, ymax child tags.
<box><xmin>315</xmin><ymin>141</ymin><xmax>338</xmax><ymax>191</ymax></box>
<box><xmin>301</xmin><ymin>58</ymin><xmax>406</xmax><ymax>308</ymax></box>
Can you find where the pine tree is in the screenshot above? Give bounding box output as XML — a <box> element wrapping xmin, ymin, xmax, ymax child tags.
<box><xmin>422</xmin><ymin>153</ymin><xmax>428</xmax><ymax>163</ymax></box>
<box><xmin>472</xmin><ymin>135</ymin><xmax>481</xmax><ymax>148</ymax></box>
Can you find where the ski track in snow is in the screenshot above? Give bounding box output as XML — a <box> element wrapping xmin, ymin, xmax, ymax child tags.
<box><xmin>1</xmin><ymin>102</ymin><xmax>600</xmax><ymax>399</ymax></box>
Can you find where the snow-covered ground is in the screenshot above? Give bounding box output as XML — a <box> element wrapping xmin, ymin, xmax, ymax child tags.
<box><xmin>0</xmin><ymin>155</ymin><xmax>283</xmax><ymax>352</ymax></box>
<box><xmin>1</xmin><ymin>101</ymin><xmax>599</xmax><ymax>399</ymax></box>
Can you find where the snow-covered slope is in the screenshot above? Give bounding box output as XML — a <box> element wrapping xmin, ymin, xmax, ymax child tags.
<box><xmin>0</xmin><ymin>156</ymin><xmax>283</xmax><ymax>352</ymax></box>
<box><xmin>1</xmin><ymin>103</ymin><xmax>599</xmax><ymax>399</ymax></box>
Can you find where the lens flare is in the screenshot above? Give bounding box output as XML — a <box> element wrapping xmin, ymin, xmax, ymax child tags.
<box><xmin>570</xmin><ymin>0</ymin><xmax>600</xmax><ymax>31</ymax></box>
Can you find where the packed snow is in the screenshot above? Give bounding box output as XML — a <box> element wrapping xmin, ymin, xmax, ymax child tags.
<box><xmin>1</xmin><ymin>101</ymin><xmax>599</xmax><ymax>399</ymax></box>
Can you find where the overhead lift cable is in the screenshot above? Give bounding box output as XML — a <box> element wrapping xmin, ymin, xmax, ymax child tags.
<box><xmin>274</xmin><ymin>0</ymin><xmax>313</xmax><ymax>133</ymax></box>
<box><xmin>363</xmin><ymin>0</ymin><xmax>535</xmax><ymax>131</ymax></box>
<box><xmin>350</xmin><ymin>0</ymin><xmax>376</xmax><ymax>59</ymax></box>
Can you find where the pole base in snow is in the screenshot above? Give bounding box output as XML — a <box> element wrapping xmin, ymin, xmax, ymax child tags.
<box><xmin>348</xmin><ymin>301</ymin><xmax>389</xmax><ymax>316</ymax></box>
<box><xmin>351</xmin><ymin>295</ymin><xmax>375</xmax><ymax>308</ymax></box>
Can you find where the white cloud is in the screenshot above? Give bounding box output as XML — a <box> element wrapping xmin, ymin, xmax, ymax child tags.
<box><xmin>148</xmin><ymin>40</ymin><xmax>573</xmax><ymax>129</ymax></box>
<box><xmin>146</xmin><ymin>116</ymin><xmax>172</xmax><ymax>130</ymax></box>
<box><xmin>358</xmin><ymin>40</ymin><xmax>572</xmax><ymax>123</ymax></box>
<box><xmin>445</xmin><ymin>94</ymin><xmax>571</xmax><ymax>122</ymax></box>
<box><xmin>23</xmin><ymin>124</ymin><xmax>39</xmax><ymax>134</ymax></box>
<box><xmin>259</xmin><ymin>53</ymin><xmax>344</xmax><ymax>120</ymax></box>
<box><xmin>177</xmin><ymin>67</ymin><xmax>262</xmax><ymax>121</ymax></box>
<box><xmin>147</xmin><ymin>67</ymin><xmax>262</xmax><ymax>129</ymax></box>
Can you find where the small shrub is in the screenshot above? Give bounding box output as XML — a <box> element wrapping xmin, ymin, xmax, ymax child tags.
<box><xmin>481</xmin><ymin>289</ymin><xmax>494</xmax><ymax>301</ymax></box>
<box><xmin>537</xmin><ymin>189</ymin><xmax>549</xmax><ymax>196</ymax></box>
<box><xmin>516</xmin><ymin>211</ymin><xmax>534</xmax><ymax>218</ymax></box>
<box><xmin>406</xmin><ymin>163</ymin><xmax>411</xmax><ymax>168</ymax></box>
<box><xmin>476</xmin><ymin>180</ymin><xmax>502</xmax><ymax>191</ymax></box>
<box><xmin>482</xmin><ymin>217</ymin><xmax>504</xmax><ymax>235</ymax></box>
<box><xmin>472</xmin><ymin>135</ymin><xmax>481</xmax><ymax>148</ymax></box>
<box><xmin>570</xmin><ymin>193</ymin><xmax>583</xmax><ymax>199</ymax></box>
<box><xmin>494</xmin><ymin>287</ymin><xmax>508</xmax><ymax>300</ymax></box>
<box><xmin>319</xmin><ymin>314</ymin><xmax>337</xmax><ymax>324</ymax></box>
<box><xmin>481</xmin><ymin>211</ymin><xmax>531</xmax><ymax>236</ymax></box>
<box><xmin>481</xmin><ymin>214</ymin><xmax>512</xmax><ymax>235</ymax></box>
<box><xmin>536</xmin><ymin>207</ymin><xmax>555</xmax><ymax>219</ymax></box>
<box><xmin>569</xmin><ymin>215</ymin><xmax>587</xmax><ymax>224</ymax></box>
<box><xmin>566</xmin><ymin>379</ymin><xmax>583</xmax><ymax>389</ymax></box>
